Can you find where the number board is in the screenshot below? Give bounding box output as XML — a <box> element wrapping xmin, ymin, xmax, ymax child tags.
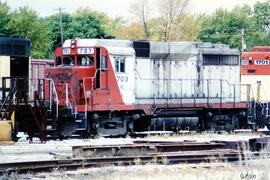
<box><xmin>62</xmin><ymin>48</ymin><xmax>71</xmax><ymax>55</ymax></box>
<box><xmin>241</xmin><ymin>60</ymin><xmax>248</xmax><ymax>66</ymax></box>
<box><xmin>77</xmin><ymin>48</ymin><xmax>95</xmax><ymax>55</ymax></box>
<box><xmin>254</xmin><ymin>60</ymin><xmax>270</xmax><ymax>65</ymax></box>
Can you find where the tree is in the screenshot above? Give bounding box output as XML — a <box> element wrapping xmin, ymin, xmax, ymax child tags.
<box><xmin>130</xmin><ymin>0</ymin><xmax>151</xmax><ymax>40</ymax></box>
<box><xmin>44</xmin><ymin>13</ymin><xmax>73</xmax><ymax>53</ymax></box>
<box><xmin>102</xmin><ymin>16</ymin><xmax>124</xmax><ymax>38</ymax></box>
<box><xmin>157</xmin><ymin>0</ymin><xmax>189</xmax><ymax>41</ymax></box>
<box><xmin>67</xmin><ymin>8</ymin><xmax>106</xmax><ymax>39</ymax></box>
<box><xmin>253</xmin><ymin>1</ymin><xmax>270</xmax><ymax>33</ymax></box>
<box><xmin>0</xmin><ymin>2</ymin><xmax>10</xmax><ymax>36</ymax></box>
<box><xmin>171</xmin><ymin>15</ymin><xmax>202</xmax><ymax>41</ymax></box>
<box><xmin>90</xmin><ymin>11</ymin><xmax>124</xmax><ymax>39</ymax></box>
<box><xmin>198</xmin><ymin>6</ymin><xmax>254</xmax><ymax>50</ymax></box>
<box><xmin>115</xmin><ymin>22</ymin><xmax>145</xmax><ymax>40</ymax></box>
<box><xmin>44</xmin><ymin>8</ymin><xmax>109</xmax><ymax>57</ymax></box>
<box><xmin>6</xmin><ymin>7</ymin><xmax>52</xmax><ymax>58</ymax></box>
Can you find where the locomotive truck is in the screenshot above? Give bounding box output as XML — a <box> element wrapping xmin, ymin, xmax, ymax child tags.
<box><xmin>42</xmin><ymin>39</ymin><xmax>267</xmax><ymax>138</ymax></box>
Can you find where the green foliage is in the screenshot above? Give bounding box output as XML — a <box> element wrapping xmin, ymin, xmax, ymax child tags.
<box><xmin>5</xmin><ymin>7</ymin><xmax>52</xmax><ymax>58</ymax></box>
<box><xmin>0</xmin><ymin>2</ymin><xmax>10</xmax><ymax>35</ymax></box>
<box><xmin>198</xmin><ymin>4</ymin><xmax>270</xmax><ymax>50</ymax></box>
<box><xmin>44</xmin><ymin>8</ymin><xmax>108</xmax><ymax>57</ymax></box>
<box><xmin>253</xmin><ymin>1</ymin><xmax>270</xmax><ymax>32</ymax></box>
<box><xmin>44</xmin><ymin>13</ymin><xmax>73</xmax><ymax>56</ymax></box>
<box><xmin>67</xmin><ymin>9</ymin><xmax>105</xmax><ymax>38</ymax></box>
<box><xmin>102</xmin><ymin>16</ymin><xmax>124</xmax><ymax>38</ymax></box>
<box><xmin>198</xmin><ymin>6</ymin><xmax>252</xmax><ymax>49</ymax></box>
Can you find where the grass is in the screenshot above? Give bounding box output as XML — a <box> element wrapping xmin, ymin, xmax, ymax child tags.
<box><xmin>3</xmin><ymin>151</ymin><xmax>270</xmax><ymax>180</ymax></box>
<box><xmin>9</xmin><ymin>161</ymin><xmax>268</xmax><ymax>180</ymax></box>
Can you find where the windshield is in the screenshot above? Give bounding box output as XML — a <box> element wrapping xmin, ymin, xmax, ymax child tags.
<box><xmin>63</xmin><ymin>56</ymin><xmax>75</xmax><ymax>66</ymax></box>
<box><xmin>77</xmin><ymin>55</ymin><xmax>94</xmax><ymax>66</ymax></box>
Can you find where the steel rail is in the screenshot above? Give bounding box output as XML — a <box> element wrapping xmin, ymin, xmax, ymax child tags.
<box><xmin>0</xmin><ymin>149</ymin><xmax>259</xmax><ymax>174</ymax></box>
<box><xmin>72</xmin><ymin>142</ymin><xmax>228</xmax><ymax>157</ymax></box>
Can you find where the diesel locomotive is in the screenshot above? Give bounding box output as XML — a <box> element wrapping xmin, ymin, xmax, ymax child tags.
<box><xmin>41</xmin><ymin>39</ymin><xmax>269</xmax><ymax>137</ymax></box>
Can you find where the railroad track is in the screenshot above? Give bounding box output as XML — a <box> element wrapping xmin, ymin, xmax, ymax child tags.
<box><xmin>0</xmin><ymin>149</ymin><xmax>259</xmax><ymax>174</ymax></box>
<box><xmin>72</xmin><ymin>141</ymin><xmax>227</xmax><ymax>157</ymax></box>
<box><xmin>1</xmin><ymin>137</ymin><xmax>270</xmax><ymax>174</ymax></box>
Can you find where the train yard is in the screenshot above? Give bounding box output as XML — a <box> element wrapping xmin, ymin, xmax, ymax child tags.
<box><xmin>1</xmin><ymin>35</ymin><xmax>270</xmax><ymax>179</ymax></box>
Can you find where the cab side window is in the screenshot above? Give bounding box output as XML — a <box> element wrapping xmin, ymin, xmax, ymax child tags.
<box><xmin>114</xmin><ymin>57</ymin><xmax>125</xmax><ymax>73</ymax></box>
<box><xmin>101</xmin><ymin>56</ymin><xmax>107</xmax><ymax>71</ymax></box>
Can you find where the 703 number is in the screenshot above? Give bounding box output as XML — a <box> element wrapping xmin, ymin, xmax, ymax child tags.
<box><xmin>116</xmin><ymin>75</ymin><xmax>128</xmax><ymax>82</ymax></box>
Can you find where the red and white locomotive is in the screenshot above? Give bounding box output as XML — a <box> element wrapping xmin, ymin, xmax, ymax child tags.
<box><xmin>44</xmin><ymin>39</ymin><xmax>262</xmax><ymax>137</ymax></box>
<box><xmin>241</xmin><ymin>46</ymin><xmax>270</xmax><ymax>129</ymax></box>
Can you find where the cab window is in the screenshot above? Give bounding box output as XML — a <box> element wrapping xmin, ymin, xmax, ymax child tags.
<box><xmin>114</xmin><ymin>57</ymin><xmax>125</xmax><ymax>73</ymax></box>
<box><xmin>101</xmin><ymin>56</ymin><xmax>107</xmax><ymax>70</ymax></box>
<box><xmin>55</xmin><ymin>56</ymin><xmax>61</xmax><ymax>66</ymax></box>
<box><xmin>77</xmin><ymin>56</ymin><xmax>94</xmax><ymax>66</ymax></box>
<box><xmin>63</xmin><ymin>56</ymin><xmax>74</xmax><ymax>66</ymax></box>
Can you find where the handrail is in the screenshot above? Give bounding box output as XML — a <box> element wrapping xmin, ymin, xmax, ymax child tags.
<box><xmin>135</xmin><ymin>69</ymin><xmax>253</xmax><ymax>102</ymax></box>
<box><xmin>45</xmin><ymin>78</ymin><xmax>59</xmax><ymax>118</ymax></box>
<box><xmin>83</xmin><ymin>77</ymin><xmax>94</xmax><ymax>118</ymax></box>
<box><xmin>0</xmin><ymin>79</ymin><xmax>17</xmax><ymax>120</ymax></box>
<box><xmin>135</xmin><ymin>70</ymin><xmax>235</xmax><ymax>82</ymax></box>
<box><xmin>65</xmin><ymin>83</ymin><xmax>77</xmax><ymax>117</ymax></box>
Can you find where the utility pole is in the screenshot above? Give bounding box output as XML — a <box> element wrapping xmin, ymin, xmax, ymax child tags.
<box><xmin>241</xmin><ymin>28</ymin><xmax>246</xmax><ymax>52</ymax></box>
<box><xmin>55</xmin><ymin>7</ymin><xmax>65</xmax><ymax>47</ymax></box>
<box><xmin>59</xmin><ymin>8</ymin><xmax>64</xmax><ymax>47</ymax></box>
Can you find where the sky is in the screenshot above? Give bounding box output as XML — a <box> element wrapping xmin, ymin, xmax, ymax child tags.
<box><xmin>0</xmin><ymin>0</ymin><xmax>267</xmax><ymax>18</ymax></box>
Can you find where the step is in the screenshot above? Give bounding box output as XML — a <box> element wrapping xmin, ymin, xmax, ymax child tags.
<box><xmin>46</xmin><ymin>125</ymin><xmax>56</xmax><ymax>131</ymax></box>
<box><xmin>76</xmin><ymin>128</ymin><xmax>86</xmax><ymax>131</ymax></box>
<box><xmin>76</xmin><ymin>119</ymin><xmax>82</xmax><ymax>123</ymax></box>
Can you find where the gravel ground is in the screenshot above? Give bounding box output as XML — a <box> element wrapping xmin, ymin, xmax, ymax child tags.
<box><xmin>0</xmin><ymin>132</ymin><xmax>269</xmax><ymax>180</ymax></box>
<box><xmin>0</xmin><ymin>132</ymin><xmax>266</xmax><ymax>163</ymax></box>
<box><xmin>4</xmin><ymin>161</ymin><xmax>270</xmax><ymax>180</ymax></box>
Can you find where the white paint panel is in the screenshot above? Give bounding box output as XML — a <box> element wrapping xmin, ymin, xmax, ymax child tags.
<box><xmin>135</xmin><ymin>58</ymin><xmax>152</xmax><ymax>98</ymax></box>
<box><xmin>111</xmin><ymin>55</ymin><xmax>136</xmax><ymax>105</ymax></box>
<box><xmin>241</xmin><ymin>75</ymin><xmax>270</xmax><ymax>102</ymax></box>
<box><xmin>202</xmin><ymin>65</ymin><xmax>240</xmax><ymax>102</ymax></box>
<box><xmin>0</xmin><ymin>56</ymin><xmax>10</xmax><ymax>100</ymax></box>
<box><xmin>0</xmin><ymin>56</ymin><xmax>10</xmax><ymax>78</ymax></box>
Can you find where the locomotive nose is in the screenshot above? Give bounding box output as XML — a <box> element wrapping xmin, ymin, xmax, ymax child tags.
<box><xmin>46</xmin><ymin>68</ymin><xmax>73</xmax><ymax>106</ymax></box>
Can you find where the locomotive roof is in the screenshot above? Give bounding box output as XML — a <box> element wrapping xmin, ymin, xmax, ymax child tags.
<box><xmin>63</xmin><ymin>39</ymin><xmax>239</xmax><ymax>59</ymax></box>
